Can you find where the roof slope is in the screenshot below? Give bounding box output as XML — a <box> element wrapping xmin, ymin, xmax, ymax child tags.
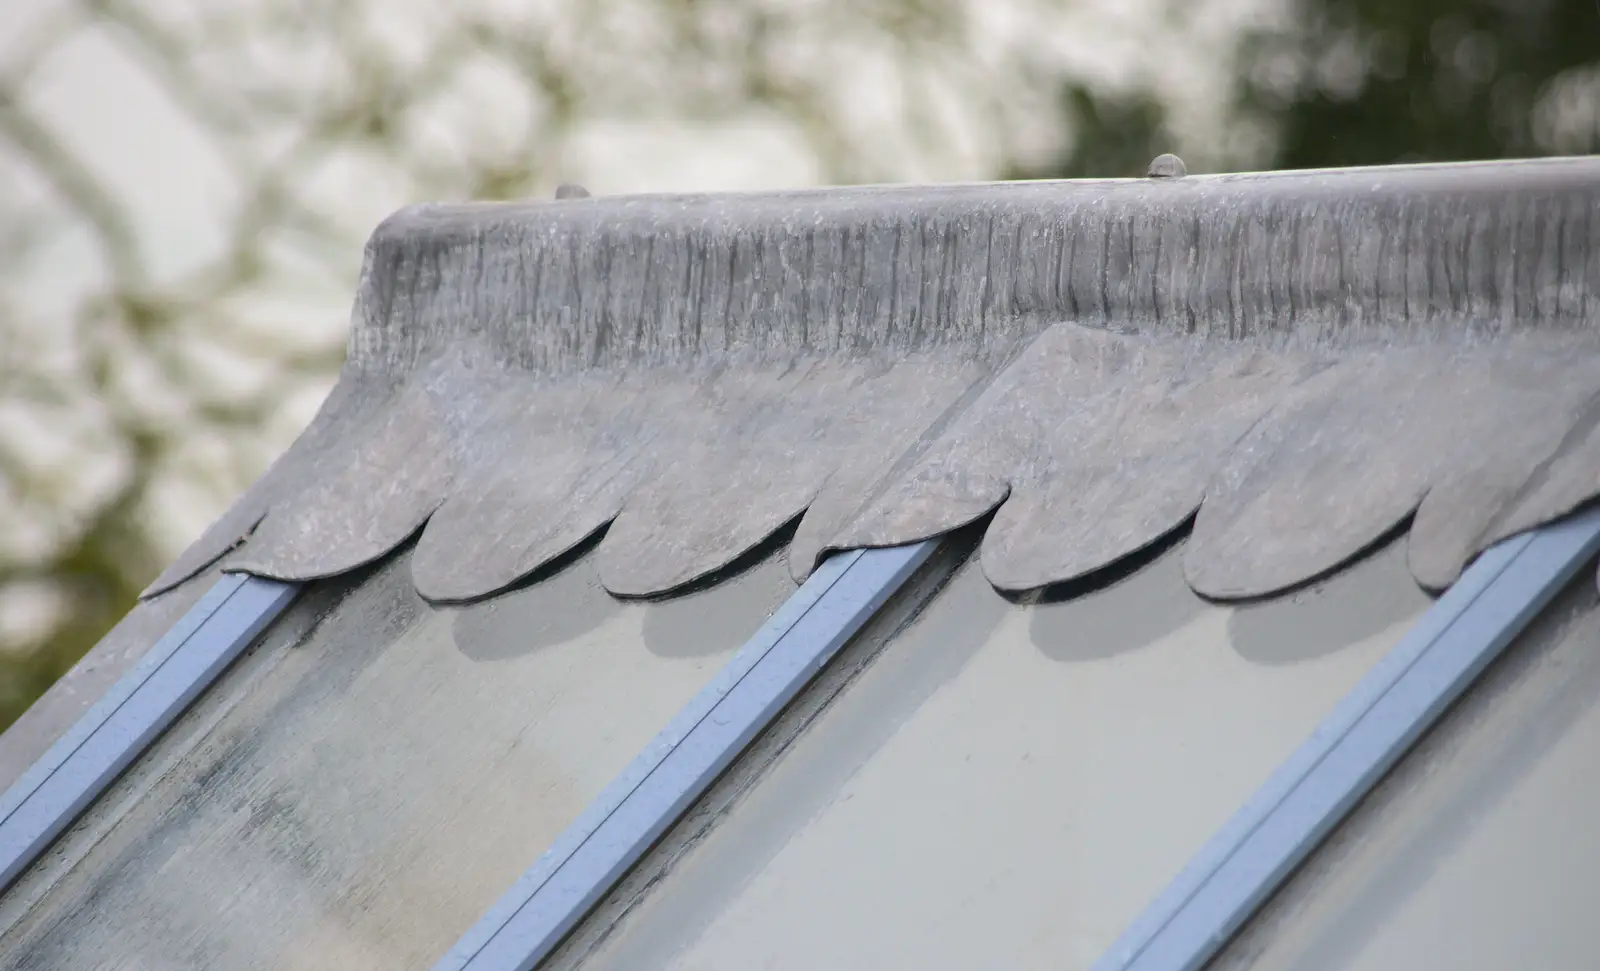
<box><xmin>143</xmin><ymin>157</ymin><xmax>1600</xmax><ymax>604</ymax></box>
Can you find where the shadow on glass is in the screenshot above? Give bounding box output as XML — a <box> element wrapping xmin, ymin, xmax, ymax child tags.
<box><xmin>1209</xmin><ymin>573</ymin><xmax>1600</xmax><ymax>971</ymax></box>
<box><xmin>560</xmin><ymin>534</ymin><xmax>1433</xmax><ymax>971</ymax></box>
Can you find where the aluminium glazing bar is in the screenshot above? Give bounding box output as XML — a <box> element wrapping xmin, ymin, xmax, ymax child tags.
<box><xmin>0</xmin><ymin>573</ymin><xmax>298</xmax><ymax>893</ymax></box>
<box><xmin>436</xmin><ymin>540</ymin><xmax>938</xmax><ymax>971</ymax></box>
<box><xmin>1095</xmin><ymin>505</ymin><xmax>1600</xmax><ymax>971</ymax></box>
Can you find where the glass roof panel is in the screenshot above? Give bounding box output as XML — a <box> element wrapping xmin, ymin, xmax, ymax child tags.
<box><xmin>1208</xmin><ymin>570</ymin><xmax>1600</xmax><ymax>971</ymax></box>
<box><xmin>0</xmin><ymin>543</ymin><xmax>793</xmax><ymax>971</ymax></box>
<box><xmin>565</xmin><ymin>539</ymin><xmax>1432</xmax><ymax>971</ymax></box>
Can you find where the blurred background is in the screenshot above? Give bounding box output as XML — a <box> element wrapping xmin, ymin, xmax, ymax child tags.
<box><xmin>1</xmin><ymin>0</ymin><xmax>1598</xmax><ymax>729</ymax></box>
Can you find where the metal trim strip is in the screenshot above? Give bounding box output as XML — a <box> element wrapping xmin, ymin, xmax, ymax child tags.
<box><xmin>0</xmin><ymin>574</ymin><xmax>298</xmax><ymax>893</ymax></box>
<box><xmin>1096</xmin><ymin>507</ymin><xmax>1600</xmax><ymax>971</ymax></box>
<box><xmin>437</xmin><ymin>541</ymin><xmax>937</xmax><ymax>971</ymax></box>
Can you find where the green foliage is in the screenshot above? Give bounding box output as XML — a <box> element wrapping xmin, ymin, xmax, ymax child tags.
<box><xmin>0</xmin><ymin>539</ymin><xmax>140</xmax><ymax>730</ymax></box>
<box><xmin>1023</xmin><ymin>0</ymin><xmax>1600</xmax><ymax>180</ymax></box>
<box><xmin>1005</xmin><ymin>84</ymin><xmax>1174</xmax><ymax>180</ymax></box>
<box><xmin>1239</xmin><ymin>0</ymin><xmax>1600</xmax><ymax>168</ymax></box>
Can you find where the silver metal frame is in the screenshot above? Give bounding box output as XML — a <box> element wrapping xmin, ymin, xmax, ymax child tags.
<box><xmin>433</xmin><ymin>540</ymin><xmax>937</xmax><ymax>971</ymax></box>
<box><xmin>0</xmin><ymin>573</ymin><xmax>298</xmax><ymax>893</ymax></box>
<box><xmin>1095</xmin><ymin>506</ymin><xmax>1600</xmax><ymax>971</ymax></box>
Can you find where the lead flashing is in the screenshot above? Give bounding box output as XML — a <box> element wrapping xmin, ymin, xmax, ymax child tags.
<box><xmin>145</xmin><ymin>158</ymin><xmax>1600</xmax><ymax>616</ymax></box>
<box><xmin>352</xmin><ymin>156</ymin><xmax>1600</xmax><ymax>376</ymax></box>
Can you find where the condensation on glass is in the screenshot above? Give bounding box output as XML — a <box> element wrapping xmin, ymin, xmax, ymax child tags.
<box><xmin>0</xmin><ymin>544</ymin><xmax>793</xmax><ymax>971</ymax></box>
<box><xmin>568</xmin><ymin>539</ymin><xmax>1433</xmax><ymax>971</ymax></box>
<box><xmin>1208</xmin><ymin>570</ymin><xmax>1600</xmax><ymax>971</ymax></box>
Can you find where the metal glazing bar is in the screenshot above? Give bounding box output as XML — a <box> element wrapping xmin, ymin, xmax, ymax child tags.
<box><xmin>1095</xmin><ymin>506</ymin><xmax>1600</xmax><ymax>971</ymax></box>
<box><xmin>0</xmin><ymin>573</ymin><xmax>299</xmax><ymax>893</ymax></box>
<box><xmin>436</xmin><ymin>540</ymin><xmax>938</xmax><ymax>971</ymax></box>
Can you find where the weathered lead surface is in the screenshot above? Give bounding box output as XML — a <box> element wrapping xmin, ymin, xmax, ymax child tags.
<box><xmin>142</xmin><ymin>374</ymin><xmax>392</xmax><ymax>597</ymax></box>
<box><xmin>142</xmin><ymin>158</ymin><xmax>1600</xmax><ymax>605</ymax></box>
<box><xmin>1190</xmin><ymin>340</ymin><xmax>1600</xmax><ymax>598</ymax></box>
<box><xmin>787</xmin><ymin>353</ymin><xmax>992</xmax><ymax>581</ymax></box>
<box><xmin>597</xmin><ymin>359</ymin><xmax>855</xmax><ymax>597</ymax></box>
<box><xmin>410</xmin><ymin>370</ymin><xmax>648</xmax><ymax>602</ymax></box>
<box><xmin>978</xmin><ymin>332</ymin><xmax>1314</xmax><ymax>592</ymax></box>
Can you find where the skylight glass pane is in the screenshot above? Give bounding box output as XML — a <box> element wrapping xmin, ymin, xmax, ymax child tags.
<box><xmin>1208</xmin><ymin>572</ymin><xmax>1600</xmax><ymax>971</ymax></box>
<box><xmin>567</xmin><ymin>539</ymin><xmax>1431</xmax><ymax>971</ymax></box>
<box><xmin>0</xmin><ymin>544</ymin><xmax>792</xmax><ymax>971</ymax></box>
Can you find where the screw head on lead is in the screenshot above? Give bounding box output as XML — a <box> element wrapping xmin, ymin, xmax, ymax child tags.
<box><xmin>1147</xmin><ymin>154</ymin><xmax>1187</xmax><ymax>179</ymax></box>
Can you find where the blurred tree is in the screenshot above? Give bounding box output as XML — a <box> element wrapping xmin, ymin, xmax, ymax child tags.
<box><xmin>1005</xmin><ymin>82</ymin><xmax>1176</xmax><ymax>180</ymax></box>
<box><xmin>1238</xmin><ymin>0</ymin><xmax>1600</xmax><ymax>167</ymax></box>
<box><xmin>1021</xmin><ymin>0</ymin><xmax>1600</xmax><ymax>179</ymax></box>
<box><xmin>1</xmin><ymin>0</ymin><xmax>1104</xmax><ymax>729</ymax></box>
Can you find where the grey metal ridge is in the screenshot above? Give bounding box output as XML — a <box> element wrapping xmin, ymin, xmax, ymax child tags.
<box><xmin>435</xmin><ymin>539</ymin><xmax>938</xmax><ymax>971</ymax></box>
<box><xmin>147</xmin><ymin>154</ymin><xmax>1600</xmax><ymax>612</ymax></box>
<box><xmin>1095</xmin><ymin>504</ymin><xmax>1600</xmax><ymax>971</ymax></box>
<box><xmin>0</xmin><ymin>573</ymin><xmax>297</xmax><ymax>894</ymax></box>
<box><xmin>355</xmin><ymin>155</ymin><xmax>1600</xmax><ymax>378</ymax></box>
